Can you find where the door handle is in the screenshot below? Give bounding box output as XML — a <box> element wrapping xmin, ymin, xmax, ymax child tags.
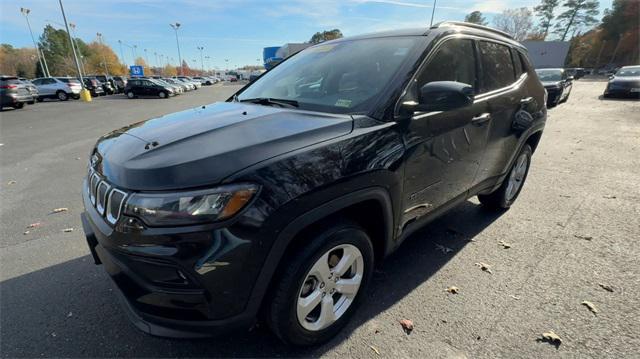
<box><xmin>471</xmin><ymin>113</ymin><xmax>491</xmax><ymax>126</ymax></box>
<box><xmin>520</xmin><ymin>97</ymin><xmax>534</xmax><ymax>105</ymax></box>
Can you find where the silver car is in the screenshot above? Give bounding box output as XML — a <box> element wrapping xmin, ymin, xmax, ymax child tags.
<box><xmin>31</xmin><ymin>77</ymin><xmax>82</xmax><ymax>101</ymax></box>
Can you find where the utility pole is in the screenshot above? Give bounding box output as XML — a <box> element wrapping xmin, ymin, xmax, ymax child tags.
<box><xmin>20</xmin><ymin>8</ymin><xmax>49</xmax><ymax>77</ymax></box>
<box><xmin>96</xmin><ymin>33</ymin><xmax>110</xmax><ymax>76</ymax></box>
<box><xmin>57</xmin><ymin>0</ymin><xmax>89</xmax><ymax>100</ymax></box>
<box><xmin>170</xmin><ymin>23</ymin><xmax>183</xmax><ymax>75</ymax></box>
<box><xmin>430</xmin><ymin>0</ymin><xmax>437</xmax><ymax>27</ymax></box>
<box><xmin>197</xmin><ymin>46</ymin><xmax>205</xmax><ymax>73</ymax></box>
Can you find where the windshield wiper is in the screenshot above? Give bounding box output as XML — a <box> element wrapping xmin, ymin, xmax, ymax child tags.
<box><xmin>239</xmin><ymin>97</ymin><xmax>299</xmax><ymax>108</ymax></box>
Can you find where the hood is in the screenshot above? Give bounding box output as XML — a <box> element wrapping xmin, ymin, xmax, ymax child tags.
<box><xmin>542</xmin><ymin>81</ymin><xmax>562</xmax><ymax>88</ymax></box>
<box><xmin>93</xmin><ymin>102</ymin><xmax>353</xmax><ymax>190</ymax></box>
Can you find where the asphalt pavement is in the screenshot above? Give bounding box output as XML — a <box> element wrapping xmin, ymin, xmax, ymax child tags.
<box><xmin>1</xmin><ymin>81</ymin><xmax>639</xmax><ymax>358</ymax></box>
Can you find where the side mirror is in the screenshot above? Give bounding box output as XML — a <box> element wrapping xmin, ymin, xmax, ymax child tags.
<box><xmin>567</xmin><ymin>76</ymin><xmax>574</xmax><ymax>81</ymax></box>
<box><xmin>415</xmin><ymin>81</ymin><xmax>474</xmax><ymax>112</ymax></box>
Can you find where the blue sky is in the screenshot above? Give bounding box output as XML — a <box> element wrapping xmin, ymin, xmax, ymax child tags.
<box><xmin>1</xmin><ymin>0</ymin><xmax>613</xmax><ymax>70</ymax></box>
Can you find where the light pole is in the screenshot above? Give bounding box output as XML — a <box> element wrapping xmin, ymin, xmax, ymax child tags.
<box><xmin>96</xmin><ymin>33</ymin><xmax>110</xmax><ymax>76</ymax></box>
<box><xmin>197</xmin><ymin>46</ymin><xmax>205</xmax><ymax>73</ymax></box>
<box><xmin>224</xmin><ymin>58</ymin><xmax>229</xmax><ymax>71</ymax></box>
<box><xmin>144</xmin><ymin>48</ymin><xmax>150</xmax><ymax>72</ymax></box>
<box><xmin>132</xmin><ymin>45</ymin><xmax>138</xmax><ymax>62</ymax></box>
<box><xmin>430</xmin><ymin>0</ymin><xmax>437</xmax><ymax>27</ymax></box>
<box><xmin>20</xmin><ymin>8</ymin><xmax>49</xmax><ymax>77</ymax></box>
<box><xmin>204</xmin><ymin>55</ymin><xmax>211</xmax><ymax>73</ymax></box>
<box><xmin>57</xmin><ymin>0</ymin><xmax>89</xmax><ymax>100</ymax></box>
<box><xmin>170</xmin><ymin>23</ymin><xmax>183</xmax><ymax>75</ymax></box>
<box><xmin>118</xmin><ymin>40</ymin><xmax>126</xmax><ymax>67</ymax></box>
<box><xmin>69</xmin><ymin>23</ymin><xmax>86</xmax><ymax>76</ymax></box>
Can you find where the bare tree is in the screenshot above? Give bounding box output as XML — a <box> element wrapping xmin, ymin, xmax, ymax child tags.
<box><xmin>493</xmin><ymin>7</ymin><xmax>535</xmax><ymax>41</ymax></box>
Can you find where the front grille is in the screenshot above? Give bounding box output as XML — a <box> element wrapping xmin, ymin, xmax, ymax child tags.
<box><xmin>87</xmin><ymin>169</ymin><xmax>128</xmax><ymax>225</ymax></box>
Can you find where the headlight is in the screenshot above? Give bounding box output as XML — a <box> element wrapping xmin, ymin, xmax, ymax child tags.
<box><xmin>123</xmin><ymin>183</ymin><xmax>259</xmax><ymax>226</ymax></box>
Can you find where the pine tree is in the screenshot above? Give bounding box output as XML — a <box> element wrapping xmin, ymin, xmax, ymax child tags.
<box><xmin>534</xmin><ymin>0</ymin><xmax>560</xmax><ymax>39</ymax></box>
<box><xmin>554</xmin><ymin>0</ymin><xmax>600</xmax><ymax>41</ymax></box>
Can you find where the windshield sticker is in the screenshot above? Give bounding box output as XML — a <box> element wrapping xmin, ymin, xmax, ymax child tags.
<box><xmin>335</xmin><ymin>99</ymin><xmax>352</xmax><ymax>108</ymax></box>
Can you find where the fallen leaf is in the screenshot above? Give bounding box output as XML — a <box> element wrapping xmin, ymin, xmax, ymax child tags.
<box><xmin>475</xmin><ymin>262</ymin><xmax>493</xmax><ymax>274</ymax></box>
<box><xmin>445</xmin><ymin>286</ymin><xmax>459</xmax><ymax>294</ymax></box>
<box><xmin>435</xmin><ymin>243</ymin><xmax>453</xmax><ymax>254</ymax></box>
<box><xmin>63</xmin><ymin>228</ymin><xmax>74</xmax><ymax>233</ymax></box>
<box><xmin>368</xmin><ymin>344</ymin><xmax>380</xmax><ymax>356</ymax></box>
<box><xmin>52</xmin><ymin>208</ymin><xmax>68</xmax><ymax>213</ymax></box>
<box><xmin>559</xmin><ymin>194</ymin><xmax>572</xmax><ymax>198</ymax></box>
<box><xmin>75</xmin><ymin>157</ymin><xmax>81</xmax><ymax>160</ymax></box>
<box><xmin>574</xmin><ymin>234</ymin><xmax>593</xmax><ymax>241</ymax></box>
<box><xmin>603</xmin><ymin>195</ymin><xmax>617</xmax><ymax>199</ymax></box>
<box><xmin>498</xmin><ymin>240</ymin><xmax>512</xmax><ymax>249</ymax></box>
<box><xmin>399</xmin><ymin>319</ymin><xmax>414</xmax><ymax>334</ymax></box>
<box><xmin>510</xmin><ymin>295</ymin><xmax>521</xmax><ymax>300</ymax></box>
<box><xmin>581</xmin><ymin>301</ymin><xmax>598</xmax><ymax>315</ymax></box>
<box><xmin>67</xmin><ymin>312</ymin><xmax>73</xmax><ymax>318</ymax></box>
<box><xmin>598</xmin><ymin>283</ymin><xmax>614</xmax><ymax>292</ymax></box>
<box><xmin>27</xmin><ymin>222</ymin><xmax>41</xmax><ymax>229</ymax></box>
<box><xmin>7</xmin><ymin>180</ymin><xmax>16</xmax><ymax>185</ymax></box>
<box><xmin>540</xmin><ymin>331</ymin><xmax>562</xmax><ymax>347</ymax></box>
<box><xmin>23</xmin><ymin>230</ymin><xmax>30</xmax><ymax>235</ymax></box>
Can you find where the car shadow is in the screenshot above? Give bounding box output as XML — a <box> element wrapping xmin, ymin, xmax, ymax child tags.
<box><xmin>598</xmin><ymin>95</ymin><xmax>640</xmax><ymax>101</ymax></box>
<box><xmin>0</xmin><ymin>200</ymin><xmax>503</xmax><ymax>357</ymax></box>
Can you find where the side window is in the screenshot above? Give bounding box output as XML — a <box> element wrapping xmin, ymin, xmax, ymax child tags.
<box><xmin>478</xmin><ymin>41</ymin><xmax>515</xmax><ymax>92</ymax></box>
<box><xmin>46</xmin><ymin>78</ymin><xmax>57</xmax><ymax>84</ymax></box>
<box><xmin>417</xmin><ymin>38</ymin><xmax>477</xmax><ymax>90</ymax></box>
<box><xmin>519</xmin><ymin>52</ymin><xmax>532</xmax><ymax>73</ymax></box>
<box><xmin>32</xmin><ymin>79</ymin><xmax>42</xmax><ymax>85</ymax></box>
<box><xmin>511</xmin><ymin>49</ymin><xmax>523</xmax><ymax>78</ymax></box>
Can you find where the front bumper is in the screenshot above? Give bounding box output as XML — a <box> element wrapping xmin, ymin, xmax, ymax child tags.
<box><xmin>604</xmin><ymin>85</ymin><xmax>640</xmax><ymax>98</ymax></box>
<box><xmin>80</xmin><ymin>181</ymin><xmax>262</xmax><ymax>337</ymax></box>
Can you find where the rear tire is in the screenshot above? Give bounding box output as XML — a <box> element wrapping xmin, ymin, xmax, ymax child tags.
<box><xmin>478</xmin><ymin>144</ymin><xmax>533</xmax><ymax>210</ymax></box>
<box><xmin>13</xmin><ymin>102</ymin><xmax>25</xmax><ymax>109</ymax></box>
<box><xmin>56</xmin><ymin>91</ymin><xmax>68</xmax><ymax>101</ymax></box>
<box><xmin>266</xmin><ymin>221</ymin><xmax>374</xmax><ymax>346</ymax></box>
<box><xmin>158</xmin><ymin>91</ymin><xmax>167</xmax><ymax>99</ymax></box>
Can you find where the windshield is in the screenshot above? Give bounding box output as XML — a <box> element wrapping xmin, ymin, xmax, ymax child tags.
<box><xmin>535</xmin><ymin>70</ymin><xmax>562</xmax><ymax>82</ymax></box>
<box><xmin>616</xmin><ymin>67</ymin><xmax>640</xmax><ymax>77</ymax></box>
<box><xmin>237</xmin><ymin>37</ymin><xmax>421</xmax><ymax>114</ymax></box>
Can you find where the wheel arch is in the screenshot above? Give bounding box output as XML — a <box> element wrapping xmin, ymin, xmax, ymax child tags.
<box><xmin>246</xmin><ymin>187</ymin><xmax>395</xmax><ymax>317</ymax></box>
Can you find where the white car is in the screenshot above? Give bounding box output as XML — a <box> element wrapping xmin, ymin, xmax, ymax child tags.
<box><xmin>31</xmin><ymin>77</ymin><xmax>82</xmax><ymax>101</ymax></box>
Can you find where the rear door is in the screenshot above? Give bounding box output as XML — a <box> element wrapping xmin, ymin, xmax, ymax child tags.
<box><xmin>472</xmin><ymin>41</ymin><xmax>528</xmax><ymax>187</ymax></box>
<box><xmin>401</xmin><ymin>38</ymin><xmax>490</xmax><ymax>226</ymax></box>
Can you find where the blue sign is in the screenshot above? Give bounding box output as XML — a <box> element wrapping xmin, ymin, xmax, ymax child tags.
<box><xmin>129</xmin><ymin>65</ymin><xmax>144</xmax><ymax>77</ymax></box>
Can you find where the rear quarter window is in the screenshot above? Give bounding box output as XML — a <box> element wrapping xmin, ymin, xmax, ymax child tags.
<box><xmin>479</xmin><ymin>41</ymin><xmax>516</xmax><ymax>93</ymax></box>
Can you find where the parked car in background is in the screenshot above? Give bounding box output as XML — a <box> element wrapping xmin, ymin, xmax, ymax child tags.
<box><xmin>18</xmin><ymin>78</ymin><xmax>38</xmax><ymax>104</ymax></box>
<box><xmin>177</xmin><ymin>76</ymin><xmax>201</xmax><ymax>89</ymax></box>
<box><xmin>604</xmin><ymin>65</ymin><xmax>640</xmax><ymax>98</ymax></box>
<box><xmin>535</xmin><ymin>68</ymin><xmax>573</xmax><ymax>107</ymax></box>
<box><xmin>1</xmin><ymin>76</ymin><xmax>33</xmax><ymax>109</ymax></box>
<box><xmin>124</xmin><ymin>78</ymin><xmax>174</xmax><ymax>98</ymax></box>
<box><xmin>193</xmin><ymin>76</ymin><xmax>213</xmax><ymax>85</ymax></box>
<box><xmin>82</xmin><ymin>22</ymin><xmax>546</xmax><ymax>346</ymax></box>
<box><xmin>112</xmin><ymin>76</ymin><xmax>127</xmax><ymax>93</ymax></box>
<box><xmin>93</xmin><ymin>75</ymin><xmax>116</xmax><ymax>94</ymax></box>
<box><xmin>152</xmin><ymin>78</ymin><xmax>183</xmax><ymax>94</ymax></box>
<box><xmin>163</xmin><ymin>77</ymin><xmax>190</xmax><ymax>92</ymax></box>
<box><xmin>31</xmin><ymin>77</ymin><xmax>81</xmax><ymax>101</ymax></box>
<box><xmin>82</xmin><ymin>77</ymin><xmax>105</xmax><ymax>97</ymax></box>
<box><xmin>566</xmin><ymin>68</ymin><xmax>585</xmax><ymax>80</ymax></box>
<box><xmin>174</xmin><ymin>77</ymin><xmax>196</xmax><ymax>90</ymax></box>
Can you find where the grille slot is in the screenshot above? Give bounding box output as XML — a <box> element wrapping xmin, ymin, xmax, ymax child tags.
<box><xmin>90</xmin><ymin>173</ymin><xmax>100</xmax><ymax>205</ymax></box>
<box><xmin>96</xmin><ymin>182</ymin><xmax>110</xmax><ymax>215</ymax></box>
<box><xmin>106</xmin><ymin>189</ymin><xmax>127</xmax><ymax>224</ymax></box>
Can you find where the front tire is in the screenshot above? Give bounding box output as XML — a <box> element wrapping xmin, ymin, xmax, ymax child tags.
<box><xmin>13</xmin><ymin>102</ymin><xmax>25</xmax><ymax>109</ymax></box>
<box><xmin>126</xmin><ymin>91</ymin><xmax>135</xmax><ymax>99</ymax></box>
<box><xmin>266</xmin><ymin>221</ymin><xmax>374</xmax><ymax>346</ymax></box>
<box><xmin>478</xmin><ymin>144</ymin><xmax>533</xmax><ymax>210</ymax></box>
<box><xmin>56</xmin><ymin>91</ymin><xmax>69</xmax><ymax>101</ymax></box>
<box><xmin>158</xmin><ymin>91</ymin><xmax>167</xmax><ymax>99</ymax></box>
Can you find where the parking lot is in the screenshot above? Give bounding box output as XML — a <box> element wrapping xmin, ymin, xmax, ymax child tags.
<box><xmin>1</xmin><ymin>80</ymin><xmax>639</xmax><ymax>357</ymax></box>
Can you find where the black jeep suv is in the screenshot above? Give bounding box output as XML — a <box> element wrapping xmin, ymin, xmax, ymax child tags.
<box><xmin>82</xmin><ymin>22</ymin><xmax>546</xmax><ymax>346</ymax></box>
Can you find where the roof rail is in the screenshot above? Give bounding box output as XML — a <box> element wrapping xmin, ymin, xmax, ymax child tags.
<box><xmin>432</xmin><ymin>21</ymin><xmax>514</xmax><ymax>40</ymax></box>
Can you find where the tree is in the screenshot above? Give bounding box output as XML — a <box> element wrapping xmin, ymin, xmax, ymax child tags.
<box><xmin>534</xmin><ymin>0</ymin><xmax>560</xmax><ymax>39</ymax></box>
<box><xmin>464</xmin><ymin>11</ymin><xmax>488</xmax><ymax>26</ymax></box>
<box><xmin>84</xmin><ymin>41</ymin><xmax>126</xmax><ymax>76</ymax></box>
<box><xmin>0</xmin><ymin>44</ymin><xmax>38</xmax><ymax>78</ymax></box>
<box><xmin>554</xmin><ymin>0</ymin><xmax>599</xmax><ymax>41</ymax></box>
<box><xmin>493</xmin><ymin>8</ymin><xmax>534</xmax><ymax>41</ymax></box>
<box><xmin>309</xmin><ymin>29</ymin><xmax>343</xmax><ymax>44</ymax></box>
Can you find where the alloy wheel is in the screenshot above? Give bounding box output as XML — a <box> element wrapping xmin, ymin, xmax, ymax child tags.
<box><xmin>296</xmin><ymin>244</ymin><xmax>364</xmax><ymax>331</ymax></box>
<box><xmin>505</xmin><ymin>152</ymin><xmax>529</xmax><ymax>201</ymax></box>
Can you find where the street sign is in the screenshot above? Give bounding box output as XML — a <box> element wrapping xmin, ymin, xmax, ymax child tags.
<box><xmin>129</xmin><ymin>65</ymin><xmax>144</xmax><ymax>77</ymax></box>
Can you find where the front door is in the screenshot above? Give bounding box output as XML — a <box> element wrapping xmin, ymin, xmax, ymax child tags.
<box><xmin>401</xmin><ymin>38</ymin><xmax>490</xmax><ymax>229</ymax></box>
